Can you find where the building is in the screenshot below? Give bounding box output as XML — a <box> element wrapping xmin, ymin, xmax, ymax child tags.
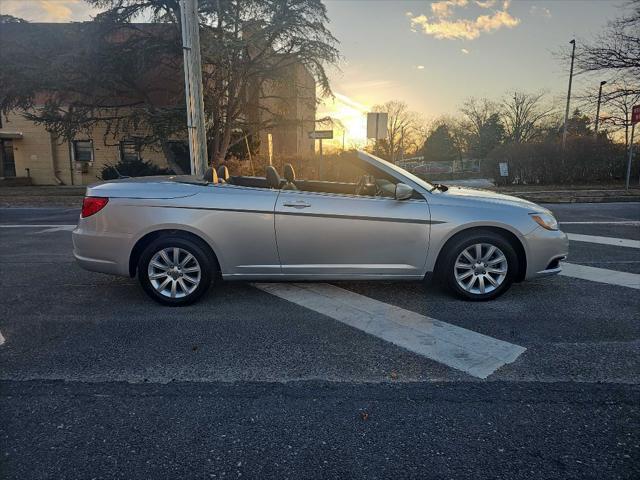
<box><xmin>0</xmin><ymin>22</ymin><xmax>316</xmax><ymax>185</ymax></box>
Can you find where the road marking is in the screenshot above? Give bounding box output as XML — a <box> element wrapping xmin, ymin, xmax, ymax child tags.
<box><xmin>0</xmin><ymin>224</ymin><xmax>76</xmax><ymax>228</ymax></box>
<box><xmin>567</xmin><ymin>233</ymin><xmax>640</xmax><ymax>249</ymax></box>
<box><xmin>559</xmin><ymin>221</ymin><xmax>640</xmax><ymax>226</ymax></box>
<box><xmin>36</xmin><ymin>225</ymin><xmax>76</xmax><ymax>233</ymax></box>
<box><xmin>254</xmin><ymin>282</ymin><xmax>526</xmax><ymax>379</ymax></box>
<box><xmin>0</xmin><ymin>330</ymin><xmax>5</xmax><ymax>346</ymax></box>
<box><xmin>561</xmin><ymin>263</ymin><xmax>640</xmax><ymax>290</ymax></box>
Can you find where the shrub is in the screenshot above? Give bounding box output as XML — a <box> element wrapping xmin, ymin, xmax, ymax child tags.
<box><xmin>100</xmin><ymin>158</ymin><xmax>173</xmax><ymax>180</ymax></box>
<box><xmin>484</xmin><ymin>137</ymin><xmax>630</xmax><ymax>184</ymax></box>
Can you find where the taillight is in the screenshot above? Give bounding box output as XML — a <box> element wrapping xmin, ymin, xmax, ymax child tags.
<box><xmin>81</xmin><ymin>197</ymin><xmax>109</xmax><ymax>218</ymax></box>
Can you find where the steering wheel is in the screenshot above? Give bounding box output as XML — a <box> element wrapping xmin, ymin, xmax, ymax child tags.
<box><xmin>375</xmin><ymin>178</ymin><xmax>396</xmax><ymax>198</ymax></box>
<box><xmin>355</xmin><ymin>175</ymin><xmax>378</xmax><ymax>196</ymax></box>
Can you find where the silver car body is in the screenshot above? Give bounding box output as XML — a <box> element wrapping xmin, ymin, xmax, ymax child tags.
<box><xmin>73</xmin><ymin>151</ymin><xmax>568</xmax><ymax>282</ymax></box>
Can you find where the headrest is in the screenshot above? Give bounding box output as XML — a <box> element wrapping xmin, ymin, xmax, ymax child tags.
<box><xmin>217</xmin><ymin>165</ymin><xmax>230</xmax><ymax>182</ymax></box>
<box><xmin>265</xmin><ymin>166</ymin><xmax>281</xmax><ymax>189</ymax></box>
<box><xmin>203</xmin><ymin>167</ymin><xmax>218</xmax><ymax>184</ymax></box>
<box><xmin>283</xmin><ymin>163</ymin><xmax>296</xmax><ymax>183</ymax></box>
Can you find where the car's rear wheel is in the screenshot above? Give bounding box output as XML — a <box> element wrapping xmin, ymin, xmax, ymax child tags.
<box><xmin>439</xmin><ymin>231</ymin><xmax>517</xmax><ymax>301</ymax></box>
<box><xmin>138</xmin><ymin>236</ymin><xmax>213</xmax><ymax>306</ymax></box>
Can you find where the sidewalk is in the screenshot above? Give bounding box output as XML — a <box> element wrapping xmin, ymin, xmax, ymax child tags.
<box><xmin>440</xmin><ymin>179</ymin><xmax>640</xmax><ymax>203</ymax></box>
<box><xmin>0</xmin><ymin>183</ymin><xmax>639</xmax><ymax>207</ymax></box>
<box><xmin>492</xmin><ymin>184</ymin><xmax>640</xmax><ymax>203</ymax></box>
<box><xmin>0</xmin><ymin>186</ymin><xmax>85</xmax><ymax>207</ymax></box>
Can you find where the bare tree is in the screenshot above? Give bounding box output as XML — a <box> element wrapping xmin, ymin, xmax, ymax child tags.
<box><xmin>576</xmin><ymin>80</ymin><xmax>640</xmax><ymax>147</ymax></box>
<box><xmin>600</xmin><ymin>84</ymin><xmax>640</xmax><ymax>147</ymax></box>
<box><xmin>458</xmin><ymin>97</ymin><xmax>504</xmax><ymax>158</ymax></box>
<box><xmin>0</xmin><ymin>0</ymin><xmax>340</xmax><ymax>170</ymax></box>
<box><xmin>371</xmin><ymin>100</ymin><xmax>422</xmax><ymax>162</ymax></box>
<box><xmin>500</xmin><ymin>91</ymin><xmax>555</xmax><ymax>143</ymax></box>
<box><xmin>459</xmin><ymin>97</ymin><xmax>499</xmax><ymax>138</ymax></box>
<box><xmin>573</xmin><ymin>0</ymin><xmax>640</xmax><ymax>91</ymax></box>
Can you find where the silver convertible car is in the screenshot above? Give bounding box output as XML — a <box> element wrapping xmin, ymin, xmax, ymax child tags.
<box><xmin>73</xmin><ymin>151</ymin><xmax>568</xmax><ymax>306</ymax></box>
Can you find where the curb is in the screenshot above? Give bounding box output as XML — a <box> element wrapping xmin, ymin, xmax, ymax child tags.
<box><xmin>509</xmin><ymin>194</ymin><xmax>640</xmax><ymax>204</ymax></box>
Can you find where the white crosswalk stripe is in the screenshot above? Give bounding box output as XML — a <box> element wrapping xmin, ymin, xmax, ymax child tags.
<box><xmin>0</xmin><ymin>224</ymin><xmax>76</xmax><ymax>228</ymax></box>
<box><xmin>560</xmin><ymin>221</ymin><xmax>640</xmax><ymax>226</ymax></box>
<box><xmin>254</xmin><ymin>282</ymin><xmax>526</xmax><ymax>379</ymax></box>
<box><xmin>561</xmin><ymin>263</ymin><xmax>640</xmax><ymax>290</ymax></box>
<box><xmin>567</xmin><ymin>233</ymin><xmax>640</xmax><ymax>249</ymax></box>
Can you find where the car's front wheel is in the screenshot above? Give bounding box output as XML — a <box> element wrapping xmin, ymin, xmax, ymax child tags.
<box><xmin>138</xmin><ymin>235</ymin><xmax>213</xmax><ymax>306</ymax></box>
<box><xmin>439</xmin><ymin>230</ymin><xmax>517</xmax><ymax>301</ymax></box>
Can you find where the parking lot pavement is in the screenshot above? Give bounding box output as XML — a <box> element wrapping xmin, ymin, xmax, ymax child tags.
<box><xmin>1</xmin><ymin>203</ymin><xmax>639</xmax><ymax>479</ymax></box>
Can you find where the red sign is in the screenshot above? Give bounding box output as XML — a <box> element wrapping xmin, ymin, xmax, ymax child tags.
<box><xmin>633</xmin><ymin>105</ymin><xmax>640</xmax><ymax>124</ymax></box>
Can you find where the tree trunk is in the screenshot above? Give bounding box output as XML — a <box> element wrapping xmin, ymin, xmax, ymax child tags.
<box><xmin>161</xmin><ymin>141</ymin><xmax>185</xmax><ymax>175</ymax></box>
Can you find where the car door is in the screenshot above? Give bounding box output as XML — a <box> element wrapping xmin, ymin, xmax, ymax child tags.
<box><xmin>193</xmin><ymin>184</ymin><xmax>281</xmax><ymax>277</ymax></box>
<box><xmin>274</xmin><ymin>189</ymin><xmax>431</xmax><ymax>278</ymax></box>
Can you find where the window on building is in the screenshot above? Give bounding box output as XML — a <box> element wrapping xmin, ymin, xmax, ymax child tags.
<box><xmin>120</xmin><ymin>139</ymin><xmax>142</xmax><ymax>162</ymax></box>
<box><xmin>73</xmin><ymin>140</ymin><xmax>94</xmax><ymax>162</ymax></box>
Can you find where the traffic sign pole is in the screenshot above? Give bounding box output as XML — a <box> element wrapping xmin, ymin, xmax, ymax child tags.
<box><xmin>626</xmin><ymin>105</ymin><xmax>640</xmax><ymax>190</ymax></box>
<box><xmin>308</xmin><ymin>131</ymin><xmax>333</xmax><ymax>179</ymax></box>
<box><xmin>626</xmin><ymin>122</ymin><xmax>635</xmax><ymax>190</ymax></box>
<box><xmin>319</xmin><ymin>138</ymin><xmax>324</xmax><ymax>179</ymax></box>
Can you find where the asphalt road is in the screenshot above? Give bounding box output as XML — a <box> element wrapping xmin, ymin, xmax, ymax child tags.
<box><xmin>1</xmin><ymin>203</ymin><xmax>639</xmax><ymax>479</ymax></box>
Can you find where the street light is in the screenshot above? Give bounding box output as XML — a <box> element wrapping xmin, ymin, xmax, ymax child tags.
<box><xmin>562</xmin><ymin>39</ymin><xmax>576</xmax><ymax>150</ymax></box>
<box><xmin>594</xmin><ymin>80</ymin><xmax>607</xmax><ymax>136</ymax></box>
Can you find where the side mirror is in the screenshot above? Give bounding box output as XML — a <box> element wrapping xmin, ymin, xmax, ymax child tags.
<box><xmin>395</xmin><ymin>183</ymin><xmax>414</xmax><ymax>200</ymax></box>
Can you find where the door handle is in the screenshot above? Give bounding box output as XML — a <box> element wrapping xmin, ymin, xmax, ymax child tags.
<box><xmin>283</xmin><ymin>200</ymin><xmax>311</xmax><ymax>208</ymax></box>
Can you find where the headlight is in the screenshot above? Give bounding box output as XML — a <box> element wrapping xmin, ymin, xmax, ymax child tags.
<box><xmin>530</xmin><ymin>212</ymin><xmax>558</xmax><ymax>231</ymax></box>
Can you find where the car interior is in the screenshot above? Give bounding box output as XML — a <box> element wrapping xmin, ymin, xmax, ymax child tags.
<box><xmin>204</xmin><ymin>157</ymin><xmax>419</xmax><ymax>199</ymax></box>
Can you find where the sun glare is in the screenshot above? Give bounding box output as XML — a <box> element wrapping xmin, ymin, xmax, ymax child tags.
<box><xmin>317</xmin><ymin>92</ymin><xmax>370</xmax><ymax>151</ymax></box>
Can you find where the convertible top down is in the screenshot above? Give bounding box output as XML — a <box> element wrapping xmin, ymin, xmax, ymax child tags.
<box><xmin>73</xmin><ymin>151</ymin><xmax>568</xmax><ymax>305</ymax></box>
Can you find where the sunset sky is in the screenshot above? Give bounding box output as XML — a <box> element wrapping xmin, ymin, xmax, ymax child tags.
<box><xmin>1</xmin><ymin>0</ymin><xmax>624</xmax><ymax>147</ymax></box>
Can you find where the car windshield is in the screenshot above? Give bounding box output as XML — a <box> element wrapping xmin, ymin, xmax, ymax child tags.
<box><xmin>357</xmin><ymin>151</ymin><xmax>435</xmax><ymax>192</ymax></box>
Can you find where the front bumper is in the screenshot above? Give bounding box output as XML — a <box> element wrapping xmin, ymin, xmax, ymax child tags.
<box><xmin>523</xmin><ymin>227</ymin><xmax>569</xmax><ymax>280</ymax></box>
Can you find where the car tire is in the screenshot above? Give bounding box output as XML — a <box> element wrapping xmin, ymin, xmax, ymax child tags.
<box><xmin>138</xmin><ymin>235</ymin><xmax>214</xmax><ymax>306</ymax></box>
<box><xmin>439</xmin><ymin>230</ymin><xmax>518</xmax><ymax>301</ymax></box>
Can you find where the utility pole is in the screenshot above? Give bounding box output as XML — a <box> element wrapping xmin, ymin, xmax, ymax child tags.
<box><xmin>562</xmin><ymin>39</ymin><xmax>576</xmax><ymax>150</ymax></box>
<box><xmin>594</xmin><ymin>80</ymin><xmax>606</xmax><ymax>137</ymax></box>
<box><xmin>180</xmin><ymin>0</ymin><xmax>208</xmax><ymax>176</ymax></box>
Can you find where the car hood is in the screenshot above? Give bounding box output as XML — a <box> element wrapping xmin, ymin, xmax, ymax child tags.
<box><xmin>433</xmin><ymin>186</ymin><xmax>550</xmax><ymax>213</ymax></box>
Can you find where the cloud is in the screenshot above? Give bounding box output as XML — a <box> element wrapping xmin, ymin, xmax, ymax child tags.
<box><xmin>41</xmin><ymin>1</ymin><xmax>74</xmax><ymax>20</ymax></box>
<box><xmin>1</xmin><ymin>0</ymin><xmax>97</xmax><ymax>22</ymax></box>
<box><xmin>430</xmin><ymin>0</ymin><xmax>468</xmax><ymax>18</ymax></box>
<box><xmin>530</xmin><ymin>5</ymin><xmax>552</xmax><ymax>18</ymax></box>
<box><xmin>409</xmin><ymin>0</ymin><xmax>520</xmax><ymax>40</ymax></box>
<box><xmin>332</xmin><ymin>92</ymin><xmax>370</xmax><ymax>113</ymax></box>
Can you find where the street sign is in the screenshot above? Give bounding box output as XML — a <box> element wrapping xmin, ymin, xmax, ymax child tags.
<box><xmin>632</xmin><ymin>105</ymin><xmax>640</xmax><ymax>124</ymax></box>
<box><xmin>499</xmin><ymin>162</ymin><xmax>509</xmax><ymax>177</ymax></box>
<box><xmin>308</xmin><ymin>130</ymin><xmax>333</xmax><ymax>140</ymax></box>
<box><xmin>367</xmin><ymin>112</ymin><xmax>388</xmax><ymax>140</ymax></box>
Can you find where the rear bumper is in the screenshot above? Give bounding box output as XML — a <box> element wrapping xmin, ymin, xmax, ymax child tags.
<box><xmin>72</xmin><ymin>226</ymin><xmax>132</xmax><ymax>276</ymax></box>
<box><xmin>523</xmin><ymin>227</ymin><xmax>569</xmax><ymax>280</ymax></box>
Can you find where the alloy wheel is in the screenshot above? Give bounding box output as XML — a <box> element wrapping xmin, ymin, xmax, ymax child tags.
<box><xmin>454</xmin><ymin>243</ymin><xmax>508</xmax><ymax>295</ymax></box>
<box><xmin>147</xmin><ymin>247</ymin><xmax>202</xmax><ymax>299</ymax></box>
